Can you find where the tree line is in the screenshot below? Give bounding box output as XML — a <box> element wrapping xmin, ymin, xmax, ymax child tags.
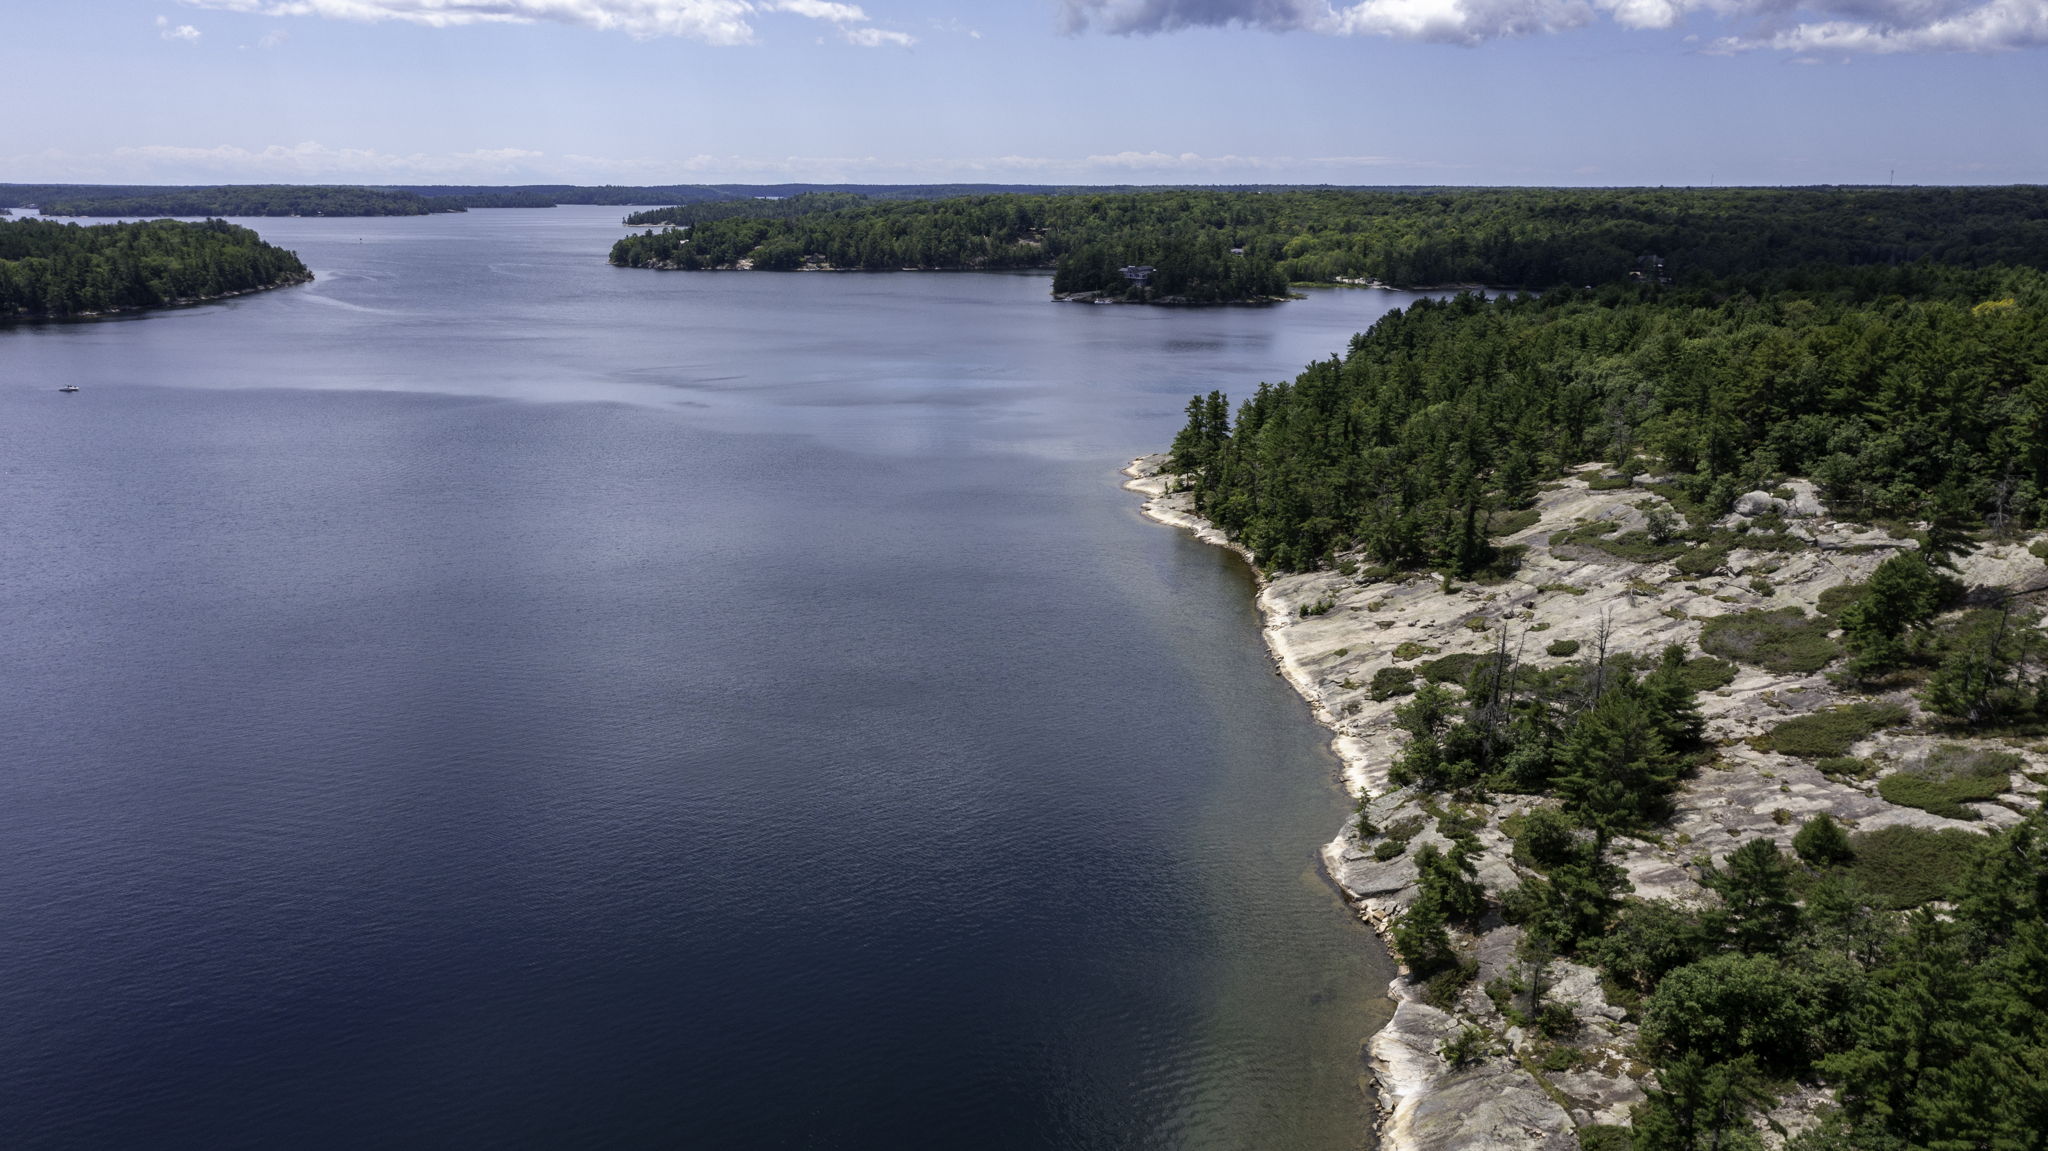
<box><xmin>2</xmin><ymin>185</ymin><xmax>459</xmax><ymax>218</ymax></box>
<box><xmin>1174</xmin><ymin>249</ymin><xmax>2048</xmax><ymax>1145</ymax></box>
<box><xmin>609</xmin><ymin>186</ymin><xmax>2048</xmax><ymax>302</ymax></box>
<box><xmin>0</xmin><ymin>182</ymin><xmax>1221</xmax><ymax>218</ymax></box>
<box><xmin>1170</xmin><ymin>264</ymin><xmax>2048</xmax><ymax>571</ymax></box>
<box><xmin>0</xmin><ymin>217</ymin><xmax>310</xmax><ymax>318</ymax></box>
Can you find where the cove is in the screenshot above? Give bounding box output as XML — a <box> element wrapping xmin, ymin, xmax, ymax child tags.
<box><xmin>0</xmin><ymin>206</ymin><xmax>1424</xmax><ymax>1150</ymax></box>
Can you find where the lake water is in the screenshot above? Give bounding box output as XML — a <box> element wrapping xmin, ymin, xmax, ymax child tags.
<box><xmin>0</xmin><ymin>207</ymin><xmax>1423</xmax><ymax>1149</ymax></box>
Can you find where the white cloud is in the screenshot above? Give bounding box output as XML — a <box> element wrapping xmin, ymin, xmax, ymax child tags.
<box><xmin>257</xmin><ymin>27</ymin><xmax>292</xmax><ymax>45</ymax></box>
<box><xmin>840</xmin><ymin>24</ymin><xmax>913</xmax><ymax>44</ymax></box>
<box><xmin>181</xmin><ymin>0</ymin><xmax>757</xmax><ymax>42</ymax></box>
<box><xmin>180</xmin><ymin>0</ymin><xmax>914</xmax><ymax>44</ymax></box>
<box><xmin>1057</xmin><ymin>0</ymin><xmax>2048</xmax><ymax>51</ymax></box>
<box><xmin>769</xmin><ymin>0</ymin><xmax>864</xmax><ymax>18</ymax></box>
<box><xmin>1596</xmin><ymin>0</ymin><xmax>1684</xmax><ymax>28</ymax></box>
<box><xmin>1716</xmin><ymin>0</ymin><xmax>2048</xmax><ymax>51</ymax></box>
<box><xmin>766</xmin><ymin>0</ymin><xmax>916</xmax><ymax>44</ymax></box>
<box><xmin>157</xmin><ymin>14</ymin><xmax>204</xmax><ymax>39</ymax></box>
<box><xmin>1323</xmin><ymin>0</ymin><xmax>1592</xmax><ymax>44</ymax></box>
<box><xmin>1057</xmin><ymin>0</ymin><xmax>1322</xmax><ymax>34</ymax></box>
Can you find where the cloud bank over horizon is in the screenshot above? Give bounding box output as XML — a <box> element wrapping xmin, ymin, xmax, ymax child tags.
<box><xmin>1057</xmin><ymin>0</ymin><xmax>2048</xmax><ymax>52</ymax></box>
<box><xmin>177</xmin><ymin>0</ymin><xmax>915</xmax><ymax>45</ymax></box>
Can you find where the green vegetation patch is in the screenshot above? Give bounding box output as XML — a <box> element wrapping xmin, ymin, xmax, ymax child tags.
<box><xmin>1677</xmin><ymin>656</ymin><xmax>1739</xmax><ymax>692</ymax></box>
<box><xmin>1371</xmin><ymin>665</ymin><xmax>1419</xmax><ymax>701</ymax></box>
<box><xmin>1392</xmin><ymin>641</ymin><xmax>1439</xmax><ymax>662</ymax></box>
<box><xmin>1817</xmin><ymin>581</ymin><xmax>1869</xmax><ymax>620</ymax></box>
<box><xmin>1877</xmin><ymin>745</ymin><xmax>2019</xmax><ymax>820</ymax></box>
<box><xmin>1550</xmin><ymin>520</ymin><xmax>1687</xmax><ymax>564</ymax></box>
<box><xmin>1420</xmin><ymin>652</ymin><xmax>1488</xmax><ymax>686</ymax></box>
<box><xmin>1488</xmin><ymin>507</ymin><xmax>1543</xmax><ymax>537</ymax></box>
<box><xmin>1546</xmin><ymin>639</ymin><xmax>1582</xmax><ymax>658</ymax></box>
<box><xmin>1844</xmin><ymin>824</ymin><xmax>1989</xmax><ymax>909</ymax></box>
<box><xmin>1817</xmin><ymin>755</ymin><xmax>1880</xmax><ymax>780</ymax></box>
<box><xmin>1753</xmin><ymin>702</ymin><xmax>1910</xmax><ymax>758</ymax></box>
<box><xmin>1698</xmin><ymin>607</ymin><xmax>1840</xmax><ymax>674</ymax></box>
<box><xmin>1672</xmin><ymin>542</ymin><xmax>1733</xmax><ymax>577</ymax></box>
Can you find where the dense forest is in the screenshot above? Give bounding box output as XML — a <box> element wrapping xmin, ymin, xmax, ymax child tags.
<box><xmin>613</xmin><ymin>183</ymin><xmax>1273</xmax><ymax>226</ymax></box>
<box><xmin>621</xmin><ymin>192</ymin><xmax>873</xmax><ymax>227</ymax></box>
<box><xmin>1170</xmin><ymin>264</ymin><xmax>2048</xmax><ymax>571</ymax></box>
<box><xmin>609</xmin><ymin>186</ymin><xmax>2048</xmax><ymax>302</ymax></box>
<box><xmin>2</xmin><ymin>184</ymin><xmax>459</xmax><ymax>218</ymax></box>
<box><xmin>0</xmin><ymin>217</ymin><xmax>310</xmax><ymax>318</ymax></box>
<box><xmin>1160</xmin><ymin>231</ymin><xmax>2048</xmax><ymax>1146</ymax></box>
<box><xmin>0</xmin><ymin>182</ymin><xmax>1198</xmax><ymax>216</ymax></box>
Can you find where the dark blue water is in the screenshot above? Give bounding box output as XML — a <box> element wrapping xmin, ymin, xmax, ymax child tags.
<box><xmin>0</xmin><ymin>208</ymin><xmax>1418</xmax><ymax>1149</ymax></box>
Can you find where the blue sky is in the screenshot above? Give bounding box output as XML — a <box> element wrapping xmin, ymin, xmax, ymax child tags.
<box><xmin>7</xmin><ymin>0</ymin><xmax>2045</xmax><ymax>186</ymax></box>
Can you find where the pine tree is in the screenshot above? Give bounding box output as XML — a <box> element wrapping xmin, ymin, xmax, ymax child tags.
<box><xmin>1556</xmin><ymin>685</ymin><xmax>1683</xmax><ymax>832</ymax></box>
<box><xmin>1839</xmin><ymin>552</ymin><xmax>1950</xmax><ymax>679</ymax></box>
<box><xmin>1792</xmin><ymin>814</ymin><xmax>1855</xmax><ymax>868</ymax></box>
<box><xmin>1709</xmin><ymin>838</ymin><xmax>1801</xmax><ymax>953</ymax></box>
<box><xmin>1631</xmin><ymin>1053</ymin><xmax>1772</xmax><ymax>1151</ymax></box>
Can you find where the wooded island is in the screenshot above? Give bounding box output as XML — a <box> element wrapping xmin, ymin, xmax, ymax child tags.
<box><xmin>608</xmin><ymin>185</ymin><xmax>2048</xmax><ymax>304</ymax></box>
<box><xmin>0</xmin><ymin>217</ymin><xmax>310</xmax><ymax>318</ymax></box>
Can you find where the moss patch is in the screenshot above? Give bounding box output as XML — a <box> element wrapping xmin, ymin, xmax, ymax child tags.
<box><xmin>1673</xmin><ymin>542</ymin><xmax>1733</xmax><ymax>577</ymax></box>
<box><xmin>1817</xmin><ymin>755</ymin><xmax>1880</xmax><ymax>781</ymax></box>
<box><xmin>1421</xmin><ymin>652</ymin><xmax>1488</xmax><ymax>686</ymax></box>
<box><xmin>1371</xmin><ymin>664</ymin><xmax>1419</xmax><ymax>701</ymax></box>
<box><xmin>1817</xmin><ymin>581</ymin><xmax>1869</xmax><ymax>620</ymax></box>
<box><xmin>1677</xmin><ymin>656</ymin><xmax>1739</xmax><ymax>692</ymax></box>
<box><xmin>1699</xmin><ymin>607</ymin><xmax>1840</xmax><ymax>674</ymax></box>
<box><xmin>1551</xmin><ymin>520</ymin><xmax>1687</xmax><ymax>563</ymax></box>
<box><xmin>1845</xmin><ymin>825</ymin><xmax>1990</xmax><ymax>909</ymax></box>
<box><xmin>1877</xmin><ymin>745</ymin><xmax>2019</xmax><ymax>820</ymax></box>
<box><xmin>1752</xmin><ymin>702</ymin><xmax>1911</xmax><ymax>759</ymax></box>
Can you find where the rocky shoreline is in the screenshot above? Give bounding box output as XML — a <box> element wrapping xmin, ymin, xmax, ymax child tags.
<box><xmin>1124</xmin><ymin>452</ymin><xmax>2046</xmax><ymax>1150</ymax></box>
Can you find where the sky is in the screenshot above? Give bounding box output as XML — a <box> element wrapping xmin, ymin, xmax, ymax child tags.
<box><xmin>5</xmin><ymin>0</ymin><xmax>2046</xmax><ymax>186</ymax></box>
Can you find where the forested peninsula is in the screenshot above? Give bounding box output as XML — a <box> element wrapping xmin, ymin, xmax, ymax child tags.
<box><xmin>1135</xmin><ymin>251</ymin><xmax>2048</xmax><ymax>1148</ymax></box>
<box><xmin>1</xmin><ymin>217</ymin><xmax>310</xmax><ymax>318</ymax></box>
<box><xmin>608</xmin><ymin>186</ymin><xmax>2048</xmax><ymax>305</ymax></box>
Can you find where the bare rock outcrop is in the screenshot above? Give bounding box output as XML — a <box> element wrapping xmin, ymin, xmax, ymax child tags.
<box><xmin>1125</xmin><ymin>455</ymin><xmax>2047</xmax><ymax>1151</ymax></box>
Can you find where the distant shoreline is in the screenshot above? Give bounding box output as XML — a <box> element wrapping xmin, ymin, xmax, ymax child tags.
<box><xmin>606</xmin><ymin>260</ymin><xmax>1471</xmax><ymax>305</ymax></box>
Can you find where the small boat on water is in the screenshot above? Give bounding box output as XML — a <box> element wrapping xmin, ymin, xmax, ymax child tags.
<box><xmin>58</xmin><ymin>385</ymin><xmax>80</xmax><ymax>393</ymax></box>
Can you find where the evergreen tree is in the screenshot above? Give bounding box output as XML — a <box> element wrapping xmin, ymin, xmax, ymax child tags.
<box><xmin>1630</xmin><ymin>1053</ymin><xmax>1772</xmax><ymax>1151</ymax></box>
<box><xmin>1707</xmin><ymin>839</ymin><xmax>1802</xmax><ymax>953</ymax></box>
<box><xmin>1415</xmin><ymin>842</ymin><xmax>1487</xmax><ymax>924</ymax></box>
<box><xmin>1792</xmin><ymin>814</ymin><xmax>1855</xmax><ymax>868</ymax></box>
<box><xmin>1839</xmin><ymin>552</ymin><xmax>1951</xmax><ymax>679</ymax></box>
